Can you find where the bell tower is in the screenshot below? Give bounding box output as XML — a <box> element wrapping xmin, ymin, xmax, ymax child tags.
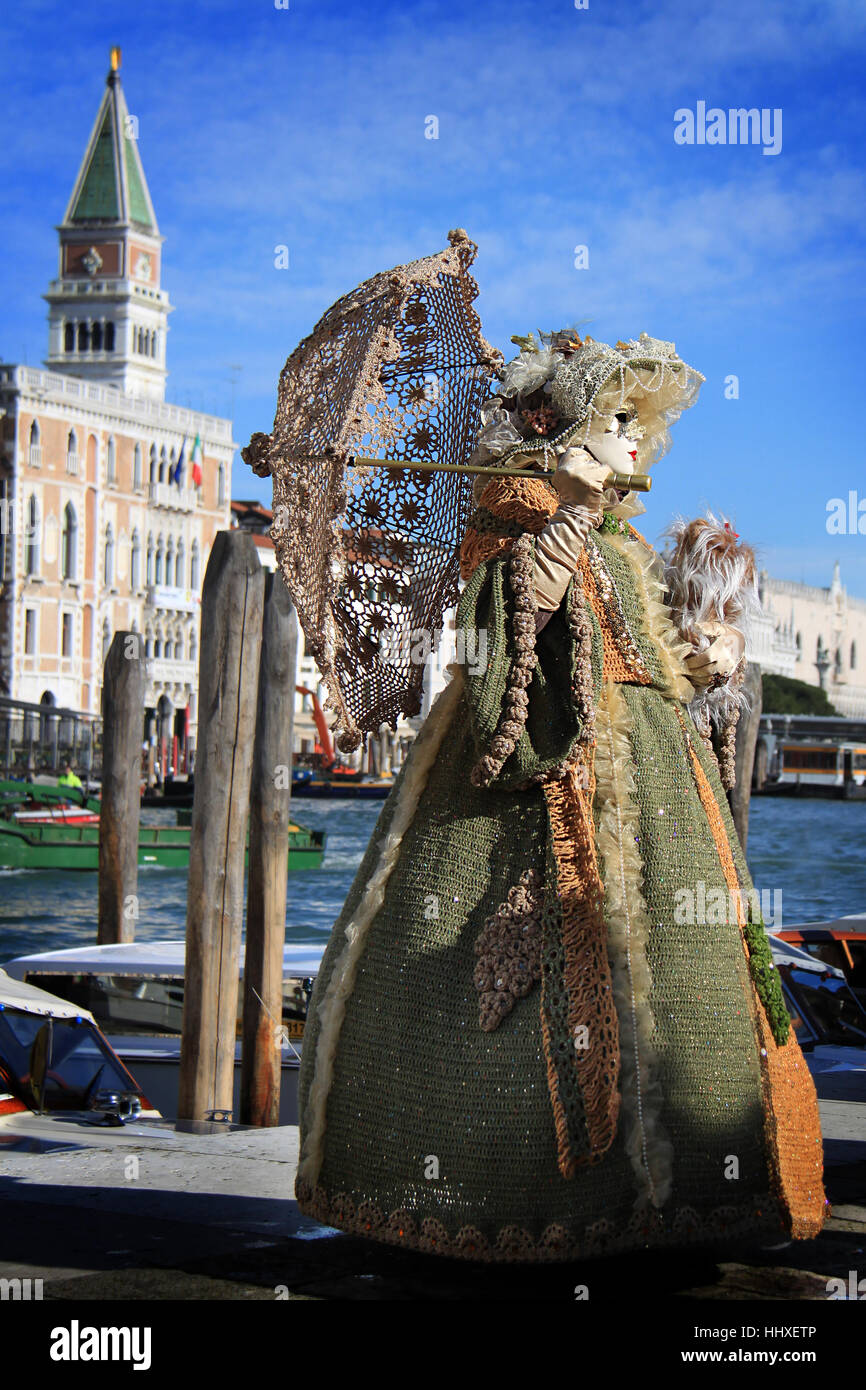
<box><xmin>43</xmin><ymin>48</ymin><xmax>172</xmax><ymax>400</ymax></box>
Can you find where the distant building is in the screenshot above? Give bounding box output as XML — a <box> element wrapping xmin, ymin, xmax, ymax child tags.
<box><xmin>749</xmin><ymin>563</ymin><xmax>866</xmax><ymax>717</ymax></box>
<box><xmin>230</xmin><ymin>498</ymin><xmax>277</xmax><ymax>572</ymax></box>
<box><xmin>0</xmin><ymin>51</ymin><xmax>233</xmax><ymax>764</ymax></box>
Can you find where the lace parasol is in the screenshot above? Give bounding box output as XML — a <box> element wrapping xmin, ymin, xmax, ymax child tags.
<box><xmin>242</xmin><ymin>229</ymin><xmax>502</xmax><ymax>751</ymax></box>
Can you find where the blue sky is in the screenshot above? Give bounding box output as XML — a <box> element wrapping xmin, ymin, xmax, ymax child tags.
<box><xmin>3</xmin><ymin>0</ymin><xmax>865</xmax><ymax>592</ymax></box>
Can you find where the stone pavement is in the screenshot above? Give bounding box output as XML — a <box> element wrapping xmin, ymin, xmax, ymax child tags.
<box><xmin>0</xmin><ymin>1100</ymin><xmax>863</xmax><ymax>1301</ymax></box>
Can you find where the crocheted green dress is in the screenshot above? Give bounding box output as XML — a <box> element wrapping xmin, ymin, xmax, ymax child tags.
<box><xmin>295</xmin><ymin>521</ymin><xmax>825</xmax><ymax>1262</ymax></box>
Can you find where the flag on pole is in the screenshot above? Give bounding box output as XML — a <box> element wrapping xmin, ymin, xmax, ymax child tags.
<box><xmin>172</xmin><ymin>437</ymin><xmax>187</xmax><ymax>486</ymax></box>
<box><xmin>190</xmin><ymin>433</ymin><xmax>203</xmax><ymax>488</ymax></box>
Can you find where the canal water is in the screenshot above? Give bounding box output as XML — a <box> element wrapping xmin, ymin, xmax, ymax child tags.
<box><xmin>0</xmin><ymin>797</ymin><xmax>864</xmax><ymax>963</ymax></box>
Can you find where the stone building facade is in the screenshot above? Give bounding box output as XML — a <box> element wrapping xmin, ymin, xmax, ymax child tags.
<box><xmin>748</xmin><ymin>563</ymin><xmax>866</xmax><ymax>717</ymax></box>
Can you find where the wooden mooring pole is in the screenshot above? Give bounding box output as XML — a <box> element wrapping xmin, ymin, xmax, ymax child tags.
<box><xmin>240</xmin><ymin>572</ymin><xmax>298</xmax><ymax>1126</ymax></box>
<box><xmin>729</xmin><ymin>661</ymin><xmax>763</xmax><ymax>854</ymax></box>
<box><xmin>98</xmin><ymin>631</ymin><xmax>146</xmax><ymax>945</ymax></box>
<box><xmin>178</xmin><ymin>532</ymin><xmax>264</xmax><ymax>1123</ymax></box>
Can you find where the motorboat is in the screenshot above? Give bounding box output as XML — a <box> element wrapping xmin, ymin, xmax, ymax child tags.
<box><xmin>768</xmin><ymin>932</ymin><xmax>866</xmax><ymax>1100</ymax></box>
<box><xmin>771</xmin><ymin>915</ymin><xmax>866</xmax><ymax>1010</ymax></box>
<box><xmin>2</xmin><ymin>940</ymin><xmax>325</xmax><ymax>1125</ymax></box>
<box><xmin>0</xmin><ymin>966</ymin><xmax>160</xmax><ymax>1125</ymax></box>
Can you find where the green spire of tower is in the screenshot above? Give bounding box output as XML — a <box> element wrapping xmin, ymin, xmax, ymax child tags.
<box><xmin>63</xmin><ymin>48</ymin><xmax>159</xmax><ymax>232</ymax></box>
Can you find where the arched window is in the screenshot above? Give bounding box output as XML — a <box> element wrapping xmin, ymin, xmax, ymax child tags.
<box><xmin>175</xmin><ymin>540</ymin><xmax>185</xmax><ymax>587</ymax></box>
<box><xmin>133</xmin><ymin>443</ymin><xmax>143</xmax><ymax>490</ymax></box>
<box><xmin>795</xmin><ymin>631</ymin><xmax>802</xmax><ymax>654</ymax></box>
<box><xmin>154</xmin><ymin>630</ymin><xmax>163</xmax><ymax>659</ymax></box>
<box><xmin>91</xmin><ymin>321</ymin><xmax>103</xmax><ymax>352</ymax></box>
<box><xmin>130</xmin><ymin>530</ymin><xmax>141</xmax><ymax>590</ymax></box>
<box><xmin>852</xmin><ymin>642</ymin><xmax>858</xmax><ymax>671</ymax></box>
<box><xmin>155</xmin><ymin>536</ymin><xmax>164</xmax><ymax>585</ymax></box>
<box><xmin>151</xmin><ymin>332</ymin><xmax>157</xmax><ymax>358</ymax></box>
<box><xmin>102</xmin><ymin>619</ymin><xmax>111</xmax><ymax>663</ymax></box>
<box><xmin>24</xmin><ymin>495</ymin><xmax>40</xmax><ymax>576</ymax></box>
<box><xmin>61</xmin><ymin>502</ymin><xmax>78</xmax><ymax>579</ymax></box>
<box><xmin>835</xmin><ymin>647</ymin><xmax>843</xmax><ymax>675</ymax></box>
<box><xmin>146</xmin><ymin>533</ymin><xmax>154</xmax><ymax>585</ymax></box>
<box><xmin>159</xmin><ymin>447</ymin><xmax>167</xmax><ymax>484</ymax></box>
<box><xmin>217</xmin><ymin>462</ymin><xmax>226</xmax><ymax>506</ymax></box>
<box><xmin>104</xmin><ymin>523</ymin><xmax>115</xmax><ymax>587</ymax></box>
<box><xmin>77</xmin><ymin>323</ymin><xmax>90</xmax><ymax>352</ymax></box>
<box><xmin>64</xmin><ymin>323</ymin><xmax>74</xmax><ymax>352</ymax></box>
<box><xmin>145</xmin><ymin>630</ymin><xmax>153</xmax><ymax>659</ymax></box>
<box><xmin>189</xmin><ymin>629</ymin><xmax>198</xmax><ymax>664</ymax></box>
<box><xmin>190</xmin><ymin>540</ymin><xmax>200</xmax><ymax>590</ymax></box>
<box><xmin>28</xmin><ymin>420</ymin><xmax>41</xmax><ymax>467</ymax></box>
<box><xmin>166</xmin><ymin>538</ymin><xmax>175</xmax><ymax>588</ymax></box>
<box><xmin>66</xmin><ymin>429</ymin><xmax>79</xmax><ymax>475</ymax></box>
<box><xmin>104</xmin><ymin>321</ymin><xmax>115</xmax><ymax>351</ymax></box>
<box><xmin>149</xmin><ymin>444</ymin><xmax>158</xmax><ymax>485</ymax></box>
<box><xmin>106</xmin><ymin>435</ymin><xmax>116</xmax><ymax>483</ymax></box>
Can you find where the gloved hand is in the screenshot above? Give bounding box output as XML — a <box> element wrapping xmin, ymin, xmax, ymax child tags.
<box><xmin>684</xmin><ymin>620</ymin><xmax>746</xmax><ymax>688</ymax></box>
<box><xmin>551</xmin><ymin>446</ymin><xmax>611</xmax><ymax>515</ymax></box>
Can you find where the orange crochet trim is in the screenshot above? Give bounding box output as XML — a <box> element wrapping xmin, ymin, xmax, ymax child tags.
<box><xmin>577</xmin><ymin>550</ymin><xmax>653</xmax><ymax>685</ymax></box>
<box><xmin>677</xmin><ymin>710</ymin><xmax>826</xmax><ymax>1240</ymax></box>
<box><xmin>460</xmin><ymin>476</ymin><xmax>558</xmax><ymax>580</ymax></box>
<box><xmin>539</xmin><ymin>1003</ymin><xmax>572</xmax><ymax>1176</ymax></box>
<box><xmin>542</xmin><ymin>759</ymin><xmax>620</xmax><ymax>1174</ymax></box>
<box><xmin>478</xmin><ymin>475</ymin><xmax>558</xmax><ymax>528</ymax></box>
<box><xmin>460</xmin><ymin>530</ymin><xmax>513</xmax><ymax>581</ymax></box>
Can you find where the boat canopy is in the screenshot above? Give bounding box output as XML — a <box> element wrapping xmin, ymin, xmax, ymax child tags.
<box><xmin>767</xmin><ymin>933</ymin><xmax>846</xmax><ymax>977</ymax></box>
<box><xmin>0</xmin><ymin>966</ymin><xmax>97</xmax><ymax>1022</ymax></box>
<box><xmin>3</xmin><ymin>939</ymin><xmax>325</xmax><ymax>981</ymax></box>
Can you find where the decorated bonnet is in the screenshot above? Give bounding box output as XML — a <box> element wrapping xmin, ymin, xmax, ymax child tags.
<box><xmin>472</xmin><ymin>330</ymin><xmax>705</xmax><ymax>476</ymax></box>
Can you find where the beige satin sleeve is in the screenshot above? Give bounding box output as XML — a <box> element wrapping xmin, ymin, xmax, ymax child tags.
<box><xmin>532</xmin><ymin>503</ymin><xmax>598</xmax><ymax>612</ymax></box>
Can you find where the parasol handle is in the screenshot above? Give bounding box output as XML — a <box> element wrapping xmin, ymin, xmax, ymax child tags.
<box><xmin>349</xmin><ymin>455</ymin><xmax>652</xmax><ymax>492</ymax></box>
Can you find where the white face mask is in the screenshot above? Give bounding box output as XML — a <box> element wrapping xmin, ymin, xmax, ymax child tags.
<box><xmin>583</xmin><ymin>411</ymin><xmax>639</xmax><ymax>476</ymax></box>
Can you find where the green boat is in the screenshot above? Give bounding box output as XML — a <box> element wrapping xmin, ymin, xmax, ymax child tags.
<box><xmin>0</xmin><ymin>819</ymin><xmax>326</xmax><ymax>872</ymax></box>
<box><xmin>0</xmin><ymin>778</ymin><xmax>102</xmax><ymax>819</ymax></box>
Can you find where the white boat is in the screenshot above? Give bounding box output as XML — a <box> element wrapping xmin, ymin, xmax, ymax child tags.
<box><xmin>0</xmin><ymin>966</ymin><xmax>161</xmax><ymax>1123</ymax></box>
<box><xmin>2</xmin><ymin>940</ymin><xmax>325</xmax><ymax>1125</ymax></box>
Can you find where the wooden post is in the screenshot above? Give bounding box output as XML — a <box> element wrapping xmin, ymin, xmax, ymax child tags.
<box><xmin>729</xmin><ymin>661</ymin><xmax>763</xmax><ymax>854</ymax></box>
<box><xmin>98</xmin><ymin>631</ymin><xmax>146</xmax><ymax>945</ymax></box>
<box><xmin>240</xmin><ymin>572</ymin><xmax>297</xmax><ymax>1126</ymax></box>
<box><xmin>178</xmin><ymin>532</ymin><xmax>264</xmax><ymax>1123</ymax></box>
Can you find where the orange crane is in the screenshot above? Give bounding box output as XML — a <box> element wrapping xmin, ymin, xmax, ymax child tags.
<box><xmin>296</xmin><ymin>685</ymin><xmax>336</xmax><ymax>768</ymax></box>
